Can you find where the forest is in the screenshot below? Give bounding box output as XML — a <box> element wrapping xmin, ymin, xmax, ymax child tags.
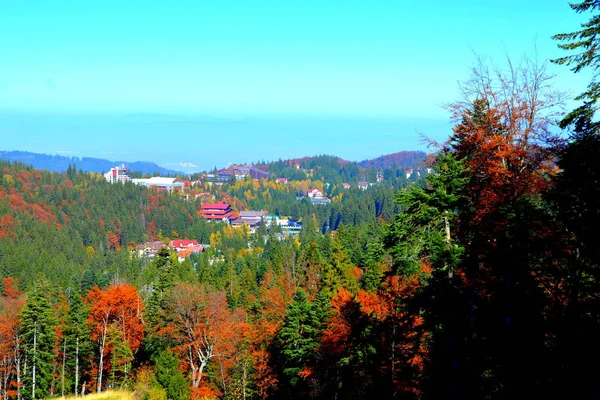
<box><xmin>2</xmin><ymin>3</ymin><xmax>600</xmax><ymax>399</ymax></box>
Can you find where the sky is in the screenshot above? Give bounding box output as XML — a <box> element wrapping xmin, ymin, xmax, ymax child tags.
<box><xmin>0</xmin><ymin>0</ymin><xmax>593</xmax><ymax>171</ymax></box>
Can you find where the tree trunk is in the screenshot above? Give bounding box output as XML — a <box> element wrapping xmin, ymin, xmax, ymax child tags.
<box><xmin>444</xmin><ymin>213</ymin><xmax>453</xmax><ymax>279</ymax></box>
<box><xmin>97</xmin><ymin>321</ymin><xmax>108</xmax><ymax>393</ymax></box>
<box><xmin>61</xmin><ymin>337</ymin><xmax>66</xmax><ymax>396</ymax></box>
<box><xmin>75</xmin><ymin>337</ymin><xmax>79</xmax><ymax>397</ymax></box>
<box><xmin>32</xmin><ymin>320</ymin><xmax>37</xmax><ymax>400</ymax></box>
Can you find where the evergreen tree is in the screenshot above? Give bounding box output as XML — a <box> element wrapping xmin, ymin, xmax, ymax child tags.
<box><xmin>153</xmin><ymin>349</ymin><xmax>190</xmax><ymax>400</ymax></box>
<box><xmin>276</xmin><ymin>289</ymin><xmax>322</xmax><ymax>395</ymax></box>
<box><xmin>144</xmin><ymin>247</ymin><xmax>176</xmax><ymax>358</ymax></box>
<box><xmin>63</xmin><ymin>290</ymin><xmax>93</xmax><ymax>396</ymax></box>
<box><xmin>551</xmin><ymin>3</ymin><xmax>600</xmax><ymax>395</ymax></box>
<box><xmin>20</xmin><ymin>283</ymin><xmax>56</xmax><ymax>399</ymax></box>
<box><xmin>321</xmin><ymin>236</ymin><xmax>358</xmax><ymax>298</ymax></box>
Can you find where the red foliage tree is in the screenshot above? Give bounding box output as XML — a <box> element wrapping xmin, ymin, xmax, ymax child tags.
<box><xmin>0</xmin><ymin>278</ymin><xmax>25</xmax><ymax>400</ymax></box>
<box><xmin>165</xmin><ymin>284</ymin><xmax>245</xmax><ymax>395</ymax></box>
<box><xmin>86</xmin><ymin>284</ymin><xmax>144</xmax><ymax>393</ymax></box>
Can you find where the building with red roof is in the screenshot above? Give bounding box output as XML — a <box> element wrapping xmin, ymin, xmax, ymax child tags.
<box><xmin>200</xmin><ymin>203</ymin><xmax>239</xmax><ymax>222</ymax></box>
<box><xmin>170</xmin><ymin>239</ymin><xmax>199</xmax><ymax>251</ymax></box>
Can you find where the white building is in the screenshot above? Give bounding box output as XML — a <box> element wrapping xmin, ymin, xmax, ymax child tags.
<box><xmin>132</xmin><ymin>177</ymin><xmax>184</xmax><ymax>193</ymax></box>
<box><xmin>104</xmin><ymin>164</ymin><xmax>132</xmax><ymax>184</ymax></box>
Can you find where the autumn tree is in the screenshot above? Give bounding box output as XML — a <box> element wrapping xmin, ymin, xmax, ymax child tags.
<box><xmin>0</xmin><ymin>278</ymin><xmax>25</xmax><ymax>400</ymax></box>
<box><xmin>425</xmin><ymin>55</ymin><xmax>564</xmax><ymax>396</ymax></box>
<box><xmin>87</xmin><ymin>284</ymin><xmax>144</xmax><ymax>393</ymax></box>
<box><xmin>165</xmin><ymin>284</ymin><xmax>243</xmax><ymax>395</ymax></box>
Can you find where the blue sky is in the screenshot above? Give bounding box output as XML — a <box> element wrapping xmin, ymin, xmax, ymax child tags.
<box><xmin>0</xmin><ymin>1</ymin><xmax>592</xmax><ymax>171</ymax></box>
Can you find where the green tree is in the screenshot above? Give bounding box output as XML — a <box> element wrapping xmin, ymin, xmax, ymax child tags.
<box><xmin>385</xmin><ymin>151</ymin><xmax>466</xmax><ymax>277</ymax></box>
<box><xmin>321</xmin><ymin>237</ymin><xmax>358</xmax><ymax>298</ymax></box>
<box><xmin>63</xmin><ymin>290</ymin><xmax>93</xmax><ymax>396</ymax></box>
<box><xmin>553</xmin><ymin>0</ymin><xmax>600</xmax><ymax>131</ymax></box>
<box><xmin>552</xmin><ymin>3</ymin><xmax>600</xmax><ymax>395</ymax></box>
<box><xmin>276</xmin><ymin>289</ymin><xmax>322</xmax><ymax>394</ymax></box>
<box><xmin>153</xmin><ymin>349</ymin><xmax>190</xmax><ymax>400</ymax></box>
<box><xmin>20</xmin><ymin>283</ymin><xmax>56</xmax><ymax>399</ymax></box>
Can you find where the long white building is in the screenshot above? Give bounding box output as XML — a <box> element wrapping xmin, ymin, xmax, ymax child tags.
<box><xmin>132</xmin><ymin>177</ymin><xmax>184</xmax><ymax>192</ymax></box>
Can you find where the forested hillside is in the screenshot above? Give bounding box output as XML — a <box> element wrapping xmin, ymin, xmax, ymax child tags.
<box><xmin>2</xmin><ymin>5</ymin><xmax>600</xmax><ymax>399</ymax></box>
<box><xmin>358</xmin><ymin>150</ymin><xmax>427</xmax><ymax>169</ymax></box>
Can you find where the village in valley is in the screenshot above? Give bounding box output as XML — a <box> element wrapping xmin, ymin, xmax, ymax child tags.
<box><xmin>103</xmin><ymin>160</ymin><xmax>429</xmax><ymax>263</ymax></box>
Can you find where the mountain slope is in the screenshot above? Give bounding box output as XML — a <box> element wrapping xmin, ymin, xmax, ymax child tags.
<box><xmin>358</xmin><ymin>151</ymin><xmax>427</xmax><ymax>169</ymax></box>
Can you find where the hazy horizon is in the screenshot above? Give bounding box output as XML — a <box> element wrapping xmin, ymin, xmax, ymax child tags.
<box><xmin>0</xmin><ymin>1</ymin><xmax>592</xmax><ymax>172</ymax></box>
<box><xmin>0</xmin><ymin>112</ymin><xmax>449</xmax><ymax>173</ymax></box>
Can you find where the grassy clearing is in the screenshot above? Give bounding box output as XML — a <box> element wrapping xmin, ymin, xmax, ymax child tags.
<box><xmin>57</xmin><ymin>390</ymin><xmax>134</xmax><ymax>400</ymax></box>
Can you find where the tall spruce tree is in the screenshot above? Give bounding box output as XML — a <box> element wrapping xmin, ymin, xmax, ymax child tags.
<box><xmin>552</xmin><ymin>2</ymin><xmax>600</xmax><ymax>395</ymax></box>
<box><xmin>63</xmin><ymin>290</ymin><xmax>92</xmax><ymax>396</ymax></box>
<box><xmin>20</xmin><ymin>283</ymin><xmax>56</xmax><ymax>399</ymax></box>
<box><xmin>276</xmin><ymin>288</ymin><xmax>323</xmax><ymax>395</ymax></box>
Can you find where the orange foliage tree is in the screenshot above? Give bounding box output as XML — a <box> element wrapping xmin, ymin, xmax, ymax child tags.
<box><xmin>165</xmin><ymin>284</ymin><xmax>245</xmax><ymax>396</ymax></box>
<box><xmin>246</xmin><ymin>271</ymin><xmax>295</xmax><ymax>398</ymax></box>
<box><xmin>86</xmin><ymin>284</ymin><xmax>144</xmax><ymax>393</ymax></box>
<box><xmin>0</xmin><ymin>278</ymin><xmax>25</xmax><ymax>400</ymax></box>
<box><xmin>319</xmin><ymin>266</ymin><xmax>429</xmax><ymax>399</ymax></box>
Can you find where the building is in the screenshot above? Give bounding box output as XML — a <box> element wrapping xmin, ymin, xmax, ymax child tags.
<box><xmin>358</xmin><ymin>181</ymin><xmax>369</xmax><ymax>190</ymax></box>
<box><xmin>216</xmin><ymin>165</ymin><xmax>270</xmax><ymax>181</ymax></box>
<box><xmin>132</xmin><ymin>177</ymin><xmax>184</xmax><ymax>192</ymax></box>
<box><xmin>342</xmin><ymin>183</ymin><xmax>350</xmax><ymax>189</ymax></box>
<box><xmin>231</xmin><ymin>210</ymin><xmax>267</xmax><ymax>233</ymax></box>
<box><xmin>307</xmin><ymin>188</ymin><xmax>331</xmax><ymax>205</ymax></box>
<box><xmin>266</xmin><ymin>215</ymin><xmax>302</xmax><ymax>237</ymax></box>
<box><xmin>276</xmin><ymin>178</ymin><xmax>288</xmax><ymax>184</ymax></box>
<box><xmin>134</xmin><ymin>241</ymin><xmax>167</xmax><ymax>258</ymax></box>
<box><xmin>307</xmin><ymin>189</ymin><xmax>324</xmax><ymax>199</ymax></box>
<box><xmin>104</xmin><ymin>164</ymin><xmax>132</xmax><ymax>184</ymax></box>
<box><xmin>170</xmin><ymin>239</ymin><xmax>199</xmax><ymax>251</ymax></box>
<box><xmin>200</xmin><ymin>203</ymin><xmax>239</xmax><ymax>222</ymax></box>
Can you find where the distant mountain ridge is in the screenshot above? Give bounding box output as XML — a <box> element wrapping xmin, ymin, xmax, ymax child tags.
<box><xmin>358</xmin><ymin>151</ymin><xmax>427</xmax><ymax>169</ymax></box>
<box><xmin>0</xmin><ymin>150</ymin><xmax>182</xmax><ymax>175</ymax></box>
<box><xmin>279</xmin><ymin>151</ymin><xmax>428</xmax><ymax>170</ymax></box>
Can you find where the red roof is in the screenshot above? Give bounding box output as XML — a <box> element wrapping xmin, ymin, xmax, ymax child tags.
<box><xmin>171</xmin><ymin>239</ymin><xmax>199</xmax><ymax>248</ymax></box>
<box><xmin>202</xmin><ymin>211</ymin><xmax>238</xmax><ymax>221</ymax></box>
<box><xmin>201</xmin><ymin>203</ymin><xmax>231</xmax><ymax>210</ymax></box>
<box><xmin>177</xmin><ymin>249</ymin><xmax>193</xmax><ymax>259</ymax></box>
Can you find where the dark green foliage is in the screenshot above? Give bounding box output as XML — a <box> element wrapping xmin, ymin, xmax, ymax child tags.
<box><xmin>386</xmin><ymin>151</ymin><xmax>466</xmax><ymax>276</ymax></box>
<box><xmin>20</xmin><ymin>281</ymin><xmax>56</xmax><ymax>399</ymax></box>
<box><xmin>63</xmin><ymin>290</ymin><xmax>93</xmax><ymax>396</ymax></box>
<box><xmin>276</xmin><ymin>289</ymin><xmax>324</xmax><ymax>395</ymax></box>
<box><xmin>553</xmin><ymin>0</ymin><xmax>600</xmax><ymax>131</ymax></box>
<box><xmin>153</xmin><ymin>350</ymin><xmax>190</xmax><ymax>400</ymax></box>
<box><xmin>320</xmin><ymin>237</ymin><xmax>358</xmax><ymax>298</ymax></box>
<box><xmin>551</xmin><ymin>7</ymin><xmax>600</xmax><ymax>395</ymax></box>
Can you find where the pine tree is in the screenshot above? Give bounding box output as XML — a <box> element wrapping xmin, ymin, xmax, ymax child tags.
<box><xmin>320</xmin><ymin>237</ymin><xmax>358</xmax><ymax>298</ymax></box>
<box><xmin>63</xmin><ymin>290</ymin><xmax>92</xmax><ymax>396</ymax></box>
<box><xmin>153</xmin><ymin>349</ymin><xmax>190</xmax><ymax>400</ymax></box>
<box><xmin>553</xmin><ymin>0</ymin><xmax>600</xmax><ymax>132</ymax></box>
<box><xmin>551</xmin><ymin>3</ymin><xmax>600</xmax><ymax>395</ymax></box>
<box><xmin>20</xmin><ymin>283</ymin><xmax>56</xmax><ymax>399</ymax></box>
<box><xmin>144</xmin><ymin>247</ymin><xmax>175</xmax><ymax>357</ymax></box>
<box><xmin>276</xmin><ymin>288</ymin><xmax>322</xmax><ymax>393</ymax></box>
